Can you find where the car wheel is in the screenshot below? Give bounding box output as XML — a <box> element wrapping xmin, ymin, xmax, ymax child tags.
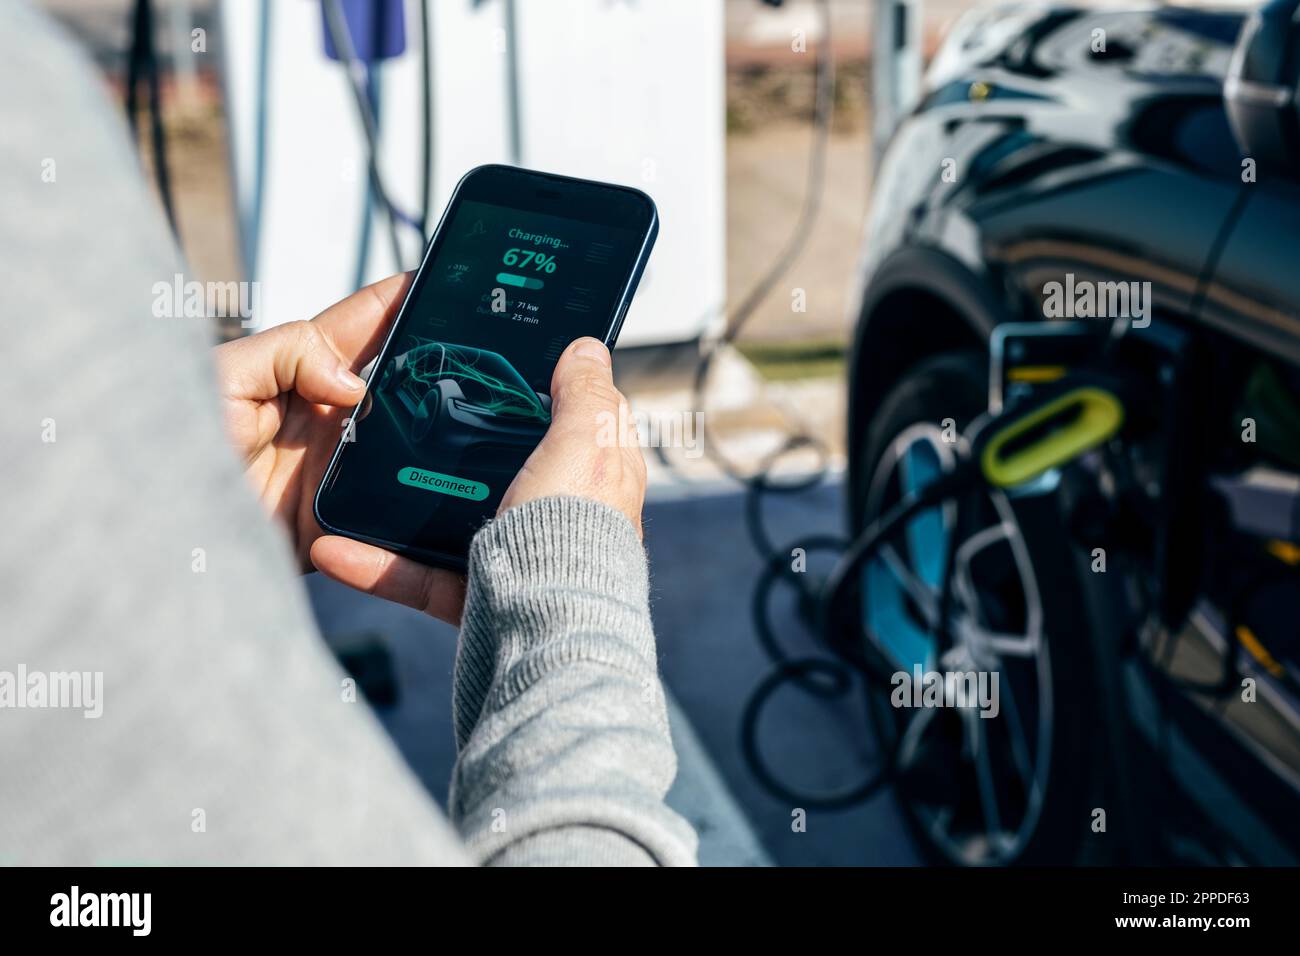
<box><xmin>853</xmin><ymin>351</ymin><xmax>1100</xmax><ymax>865</ymax></box>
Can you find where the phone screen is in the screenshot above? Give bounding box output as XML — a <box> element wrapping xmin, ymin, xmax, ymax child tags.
<box><xmin>315</xmin><ymin>166</ymin><xmax>657</xmax><ymax>567</ymax></box>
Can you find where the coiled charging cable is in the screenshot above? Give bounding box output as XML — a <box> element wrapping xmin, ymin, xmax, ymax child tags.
<box><xmin>736</xmin><ymin>380</ymin><xmax>1127</xmax><ymax>807</ymax></box>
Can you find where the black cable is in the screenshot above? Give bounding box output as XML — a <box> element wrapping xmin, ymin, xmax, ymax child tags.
<box><xmin>708</xmin><ymin>0</ymin><xmax>936</xmax><ymax>808</ymax></box>
<box><xmin>739</xmin><ymin>467</ymin><xmax>982</xmax><ymax>808</ymax></box>
<box><xmin>716</xmin><ymin>0</ymin><xmax>836</xmax><ymax>347</ymax></box>
<box><xmin>125</xmin><ymin>0</ymin><xmax>179</xmax><ymax>237</ymax></box>
<box><xmin>125</xmin><ymin>2</ymin><xmax>142</xmax><ymax>139</ymax></box>
<box><xmin>679</xmin><ymin>0</ymin><xmax>838</xmax><ymax>648</ymax></box>
<box><xmin>653</xmin><ymin>0</ymin><xmax>915</xmax><ymax>807</ymax></box>
<box><xmin>691</xmin><ymin>0</ymin><xmax>836</xmax><ymax>505</ymax></box>
<box><xmin>503</xmin><ymin>0</ymin><xmax>523</xmax><ymax>166</ymax></box>
<box><xmin>741</xmin><ymin>659</ymin><xmax>888</xmax><ymax>809</ymax></box>
<box><xmin>321</xmin><ymin>0</ymin><xmax>413</xmax><ymax>272</ymax></box>
<box><xmin>418</xmin><ymin>0</ymin><xmax>434</xmax><ymax>235</ymax></box>
<box><xmin>352</xmin><ymin>64</ymin><xmax>379</xmax><ymax>294</ymax></box>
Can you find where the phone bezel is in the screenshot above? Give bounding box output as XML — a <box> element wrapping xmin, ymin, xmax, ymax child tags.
<box><xmin>313</xmin><ymin>164</ymin><xmax>659</xmax><ymax>572</ymax></box>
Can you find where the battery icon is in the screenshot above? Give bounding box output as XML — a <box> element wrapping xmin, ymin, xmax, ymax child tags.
<box><xmin>496</xmin><ymin>272</ymin><xmax>544</xmax><ymax>290</ymax></box>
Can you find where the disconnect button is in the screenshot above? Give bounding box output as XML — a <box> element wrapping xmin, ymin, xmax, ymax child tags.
<box><xmin>397</xmin><ymin>466</ymin><xmax>489</xmax><ymax>501</ymax></box>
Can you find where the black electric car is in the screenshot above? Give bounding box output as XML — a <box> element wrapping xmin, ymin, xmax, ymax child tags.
<box><xmin>848</xmin><ymin>0</ymin><xmax>1300</xmax><ymax>865</ymax></box>
<box><xmin>376</xmin><ymin>340</ymin><xmax>550</xmax><ymax>478</ymax></box>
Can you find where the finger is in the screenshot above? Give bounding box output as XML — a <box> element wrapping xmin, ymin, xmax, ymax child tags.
<box><xmin>310</xmin><ymin>535</ymin><xmax>465</xmax><ymax>626</ymax></box>
<box><xmin>266</xmin><ymin>321</ymin><xmax>371</xmax><ymax>408</ymax></box>
<box><xmin>312</xmin><ymin>272</ymin><xmax>413</xmax><ymax>373</ymax></box>
<box><xmin>216</xmin><ymin>321</ymin><xmax>364</xmax><ymax>406</ymax></box>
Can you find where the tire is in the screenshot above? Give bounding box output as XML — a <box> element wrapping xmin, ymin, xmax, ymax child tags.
<box><xmin>852</xmin><ymin>351</ymin><xmax>1101</xmax><ymax>865</ymax></box>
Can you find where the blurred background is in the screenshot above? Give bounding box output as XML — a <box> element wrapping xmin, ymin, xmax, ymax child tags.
<box><xmin>34</xmin><ymin>0</ymin><xmax>1300</xmax><ymax>868</ymax></box>
<box><xmin>40</xmin><ymin>0</ymin><xmax>946</xmax><ymax>478</ymax></box>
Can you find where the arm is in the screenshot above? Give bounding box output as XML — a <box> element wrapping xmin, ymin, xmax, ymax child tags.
<box><xmin>450</xmin><ymin>497</ymin><xmax>697</xmax><ymax>866</ymax></box>
<box><xmin>311</xmin><ymin>339</ymin><xmax>699</xmax><ymax>866</ymax></box>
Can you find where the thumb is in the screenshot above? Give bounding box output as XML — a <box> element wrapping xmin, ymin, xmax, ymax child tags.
<box><xmin>499</xmin><ymin>336</ymin><xmax>645</xmax><ymax>531</ymax></box>
<box><xmin>548</xmin><ymin>337</ymin><xmax>621</xmax><ymax>426</ymax></box>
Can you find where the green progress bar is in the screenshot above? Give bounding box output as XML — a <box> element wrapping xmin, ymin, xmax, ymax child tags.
<box><xmin>496</xmin><ymin>272</ymin><xmax>544</xmax><ymax>290</ymax></box>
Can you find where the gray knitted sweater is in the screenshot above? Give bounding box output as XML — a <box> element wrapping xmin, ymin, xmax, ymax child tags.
<box><xmin>0</xmin><ymin>1</ymin><xmax>696</xmax><ymax>867</ymax></box>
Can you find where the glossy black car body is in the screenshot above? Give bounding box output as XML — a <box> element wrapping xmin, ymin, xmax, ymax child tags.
<box><xmin>848</xmin><ymin>2</ymin><xmax>1300</xmax><ymax>864</ymax></box>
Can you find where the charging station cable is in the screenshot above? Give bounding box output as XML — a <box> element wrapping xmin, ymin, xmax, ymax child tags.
<box><xmin>320</xmin><ymin>0</ymin><xmax>428</xmax><ymax>272</ymax></box>
<box><xmin>740</xmin><ymin>379</ymin><xmax>1129</xmax><ymax>807</ymax></box>
<box><xmin>125</xmin><ymin>0</ymin><xmax>179</xmax><ymax>237</ymax></box>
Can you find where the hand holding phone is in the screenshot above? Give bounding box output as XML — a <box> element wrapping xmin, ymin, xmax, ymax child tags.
<box><xmin>213</xmin><ymin>273</ymin><xmax>409</xmax><ymax>572</ymax></box>
<box><xmin>314</xmin><ymin>165</ymin><xmax>658</xmax><ymax>571</ymax></box>
<box><xmin>309</xmin><ymin>333</ymin><xmax>647</xmax><ymax>622</ymax></box>
<box><xmin>489</xmin><ymin>336</ymin><xmax>646</xmax><ymax>533</ymax></box>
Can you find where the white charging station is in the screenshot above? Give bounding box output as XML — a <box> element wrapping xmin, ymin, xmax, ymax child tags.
<box><xmin>219</xmin><ymin>0</ymin><xmax>726</xmax><ymax>347</ymax></box>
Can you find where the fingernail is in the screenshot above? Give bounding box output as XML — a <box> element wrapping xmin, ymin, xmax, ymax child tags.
<box><xmin>338</xmin><ymin>367</ymin><xmax>366</xmax><ymax>391</ymax></box>
<box><xmin>572</xmin><ymin>338</ymin><xmax>610</xmax><ymax>366</ymax></box>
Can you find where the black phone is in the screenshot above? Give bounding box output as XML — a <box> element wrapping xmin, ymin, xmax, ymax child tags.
<box><xmin>314</xmin><ymin>164</ymin><xmax>658</xmax><ymax>571</ymax></box>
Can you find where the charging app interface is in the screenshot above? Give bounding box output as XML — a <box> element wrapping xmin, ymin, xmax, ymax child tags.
<box><xmin>323</xmin><ymin>198</ymin><xmax>643</xmax><ymax>558</ymax></box>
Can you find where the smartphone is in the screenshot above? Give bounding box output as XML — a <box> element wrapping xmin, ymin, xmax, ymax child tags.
<box><xmin>314</xmin><ymin>164</ymin><xmax>658</xmax><ymax>571</ymax></box>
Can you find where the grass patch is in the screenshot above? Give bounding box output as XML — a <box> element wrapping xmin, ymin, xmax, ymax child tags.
<box><xmin>737</xmin><ymin>339</ymin><xmax>847</xmax><ymax>381</ymax></box>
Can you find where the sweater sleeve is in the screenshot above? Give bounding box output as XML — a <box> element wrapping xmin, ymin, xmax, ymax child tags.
<box><xmin>448</xmin><ymin>496</ymin><xmax>699</xmax><ymax>866</ymax></box>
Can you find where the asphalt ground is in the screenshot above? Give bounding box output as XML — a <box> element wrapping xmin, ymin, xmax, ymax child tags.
<box><xmin>306</xmin><ymin>474</ymin><xmax>923</xmax><ymax>866</ymax></box>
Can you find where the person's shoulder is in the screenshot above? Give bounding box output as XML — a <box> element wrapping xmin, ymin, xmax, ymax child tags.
<box><xmin>3</xmin><ymin>1</ymin><xmax>140</xmax><ymax>179</ymax></box>
<box><xmin>4</xmin><ymin>1</ymin><xmax>103</xmax><ymax>97</ymax></box>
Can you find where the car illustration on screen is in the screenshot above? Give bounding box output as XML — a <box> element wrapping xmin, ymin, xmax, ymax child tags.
<box><xmin>375</xmin><ymin>339</ymin><xmax>551</xmax><ymax>479</ymax></box>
